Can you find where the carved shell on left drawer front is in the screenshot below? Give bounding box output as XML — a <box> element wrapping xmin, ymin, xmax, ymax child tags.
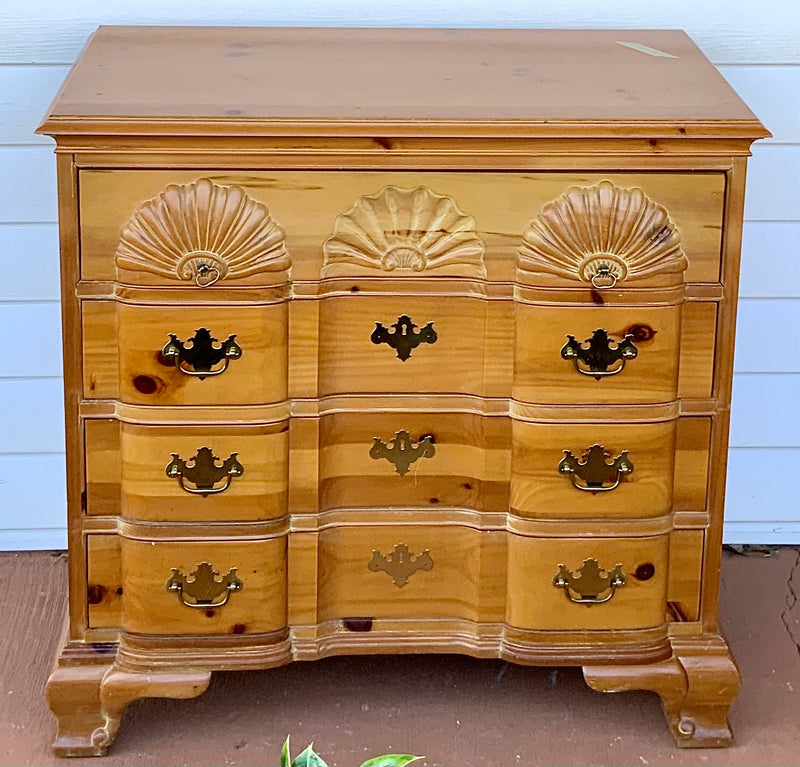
<box><xmin>518</xmin><ymin>180</ymin><xmax>687</xmax><ymax>284</ymax></box>
<box><xmin>322</xmin><ymin>186</ymin><xmax>486</xmax><ymax>277</ymax></box>
<box><xmin>115</xmin><ymin>178</ymin><xmax>290</xmax><ymax>285</ymax></box>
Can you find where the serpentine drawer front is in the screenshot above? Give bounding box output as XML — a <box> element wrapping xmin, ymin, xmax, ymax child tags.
<box><xmin>39</xmin><ymin>27</ymin><xmax>767</xmax><ymax>755</ymax></box>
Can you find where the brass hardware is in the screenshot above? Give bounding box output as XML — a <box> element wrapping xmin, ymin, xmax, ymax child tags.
<box><xmin>369</xmin><ymin>431</ymin><xmax>435</xmax><ymax>475</ymax></box>
<box><xmin>161</xmin><ymin>328</ymin><xmax>242</xmax><ymax>379</ymax></box>
<box><xmin>553</xmin><ymin>558</ymin><xmax>626</xmax><ymax>605</ymax></box>
<box><xmin>561</xmin><ymin>329</ymin><xmax>638</xmax><ymax>379</ymax></box>
<box><xmin>590</xmin><ymin>264</ymin><xmax>618</xmax><ymax>289</ymax></box>
<box><xmin>557</xmin><ymin>444</ymin><xmax>633</xmax><ymax>492</ymax></box>
<box><xmin>193</xmin><ymin>261</ymin><xmax>222</xmax><ymax>287</ymax></box>
<box><xmin>368</xmin><ymin>543</ymin><xmax>434</xmax><ymax>587</ymax></box>
<box><xmin>371</xmin><ymin>315</ymin><xmax>437</xmax><ymax>361</ymax></box>
<box><xmin>165</xmin><ymin>447</ymin><xmax>244</xmax><ymax>497</ymax></box>
<box><xmin>166</xmin><ymin>562</ymin><xmax>243</xmax><ymax>608</ymax></box>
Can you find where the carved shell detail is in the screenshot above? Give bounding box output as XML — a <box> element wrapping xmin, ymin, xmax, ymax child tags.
<box><xmin>518</xmin><ymin>181</ymin><xmax>687</xmax><ymax>284</ymax></box>
<box><xmin>322</xmin><ymin>186</ymin><xmax>486</xmax><ymax>277</ymax></box>
<box><xmin>115</xmin><ymin>179</ymin><xmax>290</xmax><ymax>285</ymax></box>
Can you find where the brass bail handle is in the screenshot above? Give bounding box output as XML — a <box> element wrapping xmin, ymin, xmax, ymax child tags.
<box><xmin>552</xmin><ymin>559</ymin><xmax>627</xmax><ymax>605</ymax></box>
<box><xmin>162</xmin><ymin>327</ymin><xmax>242</xmax><ymax>378</ymax></box>
<box><xmin>557</xmin><ymin>444</ymin><xmax>633</xmax><ymax>492</ymax></box>
<box><xmin>166</xmin><ymin>562</ymin><xmax>243</xmax><ymax>609</ymax></box>
<box><xmin>194</xmin><ymin>261</ymin><xmax>221</xmax><ymax>287</ymax></box>
<box><xmin>560</xmin><ymin>328</ymin><xmax>638</xmax><ymax>378</ymax></box>
<box><xmin>165</xmin><ymin>447</ymin><xmax>244</xmax><ymax>497</ymax></box>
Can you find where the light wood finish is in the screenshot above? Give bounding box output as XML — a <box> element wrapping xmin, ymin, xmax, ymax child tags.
<box><xmin>119</xmin><ymin>421</ymin><xmax>288</xmax><ymax>522</ymax></box>
<box><xmin>120</xmin><ymin>535</ymin><xmax>287</xmax><ymax>635</ymax></box>
<box><xmin>511</xmin><ymin>418</ymin><xmax>676</xmax><ymax>518</ymax></box>
<box><xmin>584</xmin><ymin>635</ymin><xmax>741</xmax><ymax>748</ymax></box>
<box><xmin>317</xmin><ymin>525</ymin><xmax>505</xmax><ymax>624</ymax></box>
<box><xmin>667</xmin><ymin>529</ymin><xmax>705</xmax><ymax>622</ymax></box>
<box><xmin>86</xmin><ymin>534</ymin><xmax>122</xmax><ymax>629</ymax></box>
<box><xmin>319</xmin><ymin>411</ymin><xmax>510</xmax><ymax>512</ymax></box>
<box><xmin>506</xmin><ymin>533</ymin><xmax>669</xmax><ymax>631</ymax></box>
<box><xmin>38</xmin><ymin>27</ymin><xmax>766</xmax><ymax>754</ymax></box>
<box><xmin>38</xmin><ymin>28</ymin><xmax>765</xmax><ymax>130</ymax></box>
<box><xmin>116</xmin><ymin>301</ymin><xmax>287</xmax><ymax>405</ymax></box>
<box><xmin>77</xmin><ymin>170</ymin><xmax>726</xmax><ymax>284</ymax></box>
<box><xmin>514</xmin><ymin>303</ymin><xmax>682</xmax><ymax>405</ymax></box>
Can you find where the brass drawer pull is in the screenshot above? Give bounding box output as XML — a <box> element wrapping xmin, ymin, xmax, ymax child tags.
<box><xmin>371</xmin><ymin>314</ymin><xmax>437</xmax><ymax>361</ymax></box>
<box><xmin>166</xmin><ymin>562</ymin><xmax>243</xmax><ymax>608</ymax></box>
<box><xmin>560</xmin><ymin>328</ymin><xmax>638</xmax><ymax>378</ymax></box>
<box><xmin>369</xmin><ymin>430</ymin><xmax>435</xmax><ymax>475</ymax></box>
<box><xmin>162</xmin><ymin>327</ymin><xmax>242</xmax><ymax>378</ymax></box>
<box><xmin>368</xmin><ymin>543</ymin><xmax>434</xmax><ymax>587</ymax></box>
<box><xmin>557</xmin><ymin>444</ymin><xmax>633</xmax><ymax>492</ymax></box>
<box><xmin>165</xmin><ymin>447</ymin><xmax>244</xmax><ymax>496</ymax></box>
<box><xmin>553</xmin><ymin>558</ymin><xmax>626</xmax><ymax>605</ymax></box>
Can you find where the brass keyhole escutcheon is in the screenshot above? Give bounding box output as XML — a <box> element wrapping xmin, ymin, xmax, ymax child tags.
<box><xmin>368</xmin><ymin>543</ymin><xmax>434</xmax><ymax>587</ymax></box>
<box><xmin>371</xmin><ymin>315</ymin><xmax>437</xmax><ymax>361</ymax></box>
<box><xmin>369</xmin><ymin>431</ymin><xmax>435</xmax><ymax>475</ymax></box>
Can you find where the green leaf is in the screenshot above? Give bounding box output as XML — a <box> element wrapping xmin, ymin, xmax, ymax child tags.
<box><xmin>292</xmin><ymin>743</ymin><xmax>329</xmax><ymax>767</ymax></box>
<box><xmin>360</xmin><ymin>755</ymin><xmax>424</xmax><ymax>767</ymax></box>
<box><xmin>281</xmin><ymin>735</ymin><xmax>291</xmax><ymax>767</ymax></box>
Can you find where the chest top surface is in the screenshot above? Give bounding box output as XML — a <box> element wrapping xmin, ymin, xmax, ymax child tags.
<box><xmin>39</xmin><ymin>26</ymin><xmax>766</xmax><ymax>139</ymax></box>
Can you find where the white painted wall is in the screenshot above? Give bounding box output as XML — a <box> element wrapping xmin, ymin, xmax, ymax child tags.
<box><xmin>0</xmin><ymin>0</ymin><xmax>797</xmax><ymax>550</ymax></box>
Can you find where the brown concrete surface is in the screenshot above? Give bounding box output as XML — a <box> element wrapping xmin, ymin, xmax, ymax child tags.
<box><xmin>0</xmin><ymin>547</ymin><xmax>797</xmax><ymax>767</ymax></box>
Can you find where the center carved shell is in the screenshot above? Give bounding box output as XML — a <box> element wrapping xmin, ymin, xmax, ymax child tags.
<box><xmin>322</xmin><ymin>186</ymin><xmax>486</xmax><ymax>277</ymax></box>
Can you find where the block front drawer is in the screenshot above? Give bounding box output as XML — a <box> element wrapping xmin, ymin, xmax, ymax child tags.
<box><xmin>85</xmin><ymin>419</ymin><xmax>288</xmax><ymax>521</ymax></box>
<box><xmin>317</xmin><ymin>524</ymin><xmax>505</xmax><ymax>624</ymax></box>
<box><xmin>120</xmin><ymin>534</ymin><xmax>287</xmax><ymax>635</ymax></box>
<box><xmin>506</xmin><ymin>532</ymin><xmax>669</xmax><ymax>631</ymax></box>
<box><xmin>513</xmin><ymin>303</ymin><xmax>682</xmax><ymax>405</ymax></box>
<box><xmin>510</xmin><ymin>415</ymin><xmax>676</xmax><ymax>518</ymax></box>
<box><xmin>318</xmin><ymin>411</ymin><xmax>510</xmax><ymax>512</ymax></box>
<box><xmin>83</xmin><ymin>300</ymin><xmax>288</xmax><ymax>405</ymax></box>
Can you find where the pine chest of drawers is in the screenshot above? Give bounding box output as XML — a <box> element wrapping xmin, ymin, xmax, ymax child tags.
<box><xmin>38</xmin><ymin>27</ymin><xmax>768</xmax><ymax>755</ymax></box>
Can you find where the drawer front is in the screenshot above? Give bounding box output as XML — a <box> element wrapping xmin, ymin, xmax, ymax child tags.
<box><xmin>319</xmin><ymin>412</ymin><xmax>510</xmax><ymax>512</ymax></box>
<box><xmin>120</xmin><ymin>535</ymin><xmax>287</xmax><ymax>635</ymax></box>
<box><xmin>78</xmin><ymin>170</ymin><xmax>724</xmax><ymax>285</ymax></box>
<box><xmin>83</xmin><ymin>301</ymin><xmax>288</xmax><ymax>405</ymax></box>
<box><xmin>317</xmin><ymin>524</ymin><xmax>504</xmax><ymax>623</ymax></box>
<box><xmin>511</xmin><ymin>419</ymin><xmax>676</xmax><ymax>518</ymax></box>
<box><xmin>514</xmin><ymin>303</ymin><xmax>681</xmax><ymax>405</ymax></box>
<box><xmin>318</xmin><ymin>295</ymin><xmax>508</xmax><ymax>397</ymax></box>
<box><xmin>116</xmin><ymin>422</ymin><xmax>288</xmax><ymax>522</ymax></box>
<box><xmin>506</xmin><ymin>533</ymin><xmax>669</xmax><ymax>630</ymax></box>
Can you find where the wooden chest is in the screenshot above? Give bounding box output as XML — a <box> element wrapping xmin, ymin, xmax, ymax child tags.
<box><xmin>38</xmin><ymin>27</ymin><xmax>768</xmax><ymax>755</ymax></box>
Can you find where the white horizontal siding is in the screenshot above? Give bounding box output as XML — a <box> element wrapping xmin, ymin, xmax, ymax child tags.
<box><xmin>1</xmin><ymin>4</ymin><xmax>797</xmax><ymax>549</ymax></box>
<box><xmin>0</xmin><ymin>0</ymin><xmax>797</xmax><ymax>64</ymax></box>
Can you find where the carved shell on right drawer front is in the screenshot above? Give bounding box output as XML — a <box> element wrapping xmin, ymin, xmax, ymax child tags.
<box><xmin>322</xmin><ymin>186</ymin><xmax>486</xmax><ymax>277</ymax></box>
<box><xmin>518</xmin><ymin>180</ymin><xmax>687</xmax><ymax>284</ymax></box>
<box><xmin>115</xmin><ymin>178</ymin><xmax>290</xmax><ymax>285</ymax></box>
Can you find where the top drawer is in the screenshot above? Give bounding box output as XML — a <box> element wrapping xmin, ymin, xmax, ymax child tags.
<box><xmin>77</xmin><ymin>171</ymin><xmax>725</xmax><ymax>286</ymax></box>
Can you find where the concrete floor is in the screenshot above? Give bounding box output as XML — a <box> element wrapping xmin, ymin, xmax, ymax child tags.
<box><xmin>0</xmin><ymin>547</ymin><xmax>797</xmax><ymax>767</ymax></box>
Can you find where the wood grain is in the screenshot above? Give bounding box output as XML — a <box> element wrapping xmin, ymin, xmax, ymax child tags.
<box><xmin>78</xmin><ymin>170</ymin><xmax>726</xmax><ymax>284</ymax></box>
<box><xmin>120</xmin><ymin>535</ymin><xmax>287</xmax><ymax>635</ymax></box>
<box><xmin>117</xmin><ymin>422</ymin><xmax>288</xmax><ymax>522</ymax></box>
<box><xmin>86</xmin><ymin>534</ymin><xmax>122</xmax><ymax>629</ymax></box>
<box><xmin>506</xmin><ymin>533</ymin><xmax>669</xmax><ymax>631</ymax></box>
<box><xmin>317</xmin><ymin>524</ymin><xmax>505</xmax><ymax>624</ymax></box>
<box><xmin>514</xmin><ymin>303</ymin><xmax>682</xmax><ymax>405</ymax></box>
<box><xmin>511</xmin><ymin>418</ymin><xmax>676</xmax><ymax>518</ymax></box>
